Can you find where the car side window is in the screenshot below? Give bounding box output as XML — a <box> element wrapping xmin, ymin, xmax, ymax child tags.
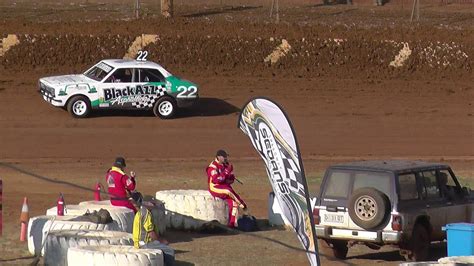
<box><xmin>139</xmin><ymin>68</ymin><xmax>165</xmax><ymax>83</ymax></box>
<box><xmin>398</xmin><ymin>173</ymin><xmax>419</xmax><ymax>200</ymax></box>
<box><xmin>105</xmin><ymin>68</ymin><xmax>134</xmax><ymax>83</ymax></box>
<box><xmin>420</xmin><ymin>171</ymin><xmax>440</xmax><ymax>199</ymax></box>
<box><xmin>438</xmin><ymin>170</ymin><xmax>457</xmax><ymax>200</ymax></box>
<box><xmin>323</xmin><ymin>171</ymin><xmax>351</xmax><ymax>198</ymax></box>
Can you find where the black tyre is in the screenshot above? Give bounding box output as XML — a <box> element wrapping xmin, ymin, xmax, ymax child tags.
<box><xmin>407</xmin><ymin>223</ymin><xmax>430</xmax><ymax>261</ymax></box>
<box><xmin>318</xmin><ymin>239</ymin><xmax>348</xmax><ymax>259</ymax></box>
<box><xmin>348</xmin><ymin>188</ymin><xmax>390</xmax><ymax>230</ymax></box>
<box><xmin>67</xmin><ymin>96</ymin><xmax>91</xmax><ymax>118</ymax></box>
<box><xmin>153</xmin><ymin>96</ymin><xmax>176</xmax><ymax>119</ymax></box>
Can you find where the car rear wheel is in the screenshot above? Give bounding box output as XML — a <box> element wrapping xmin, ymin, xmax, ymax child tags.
<box><xmin>348</xmin><ymin>188</ymin><xmax>390</xmax><ymax>230</ymax></box>
<box><xmin>153</xmin><ymin>97</ymin><xmax>176</xmax><ymax>119</ymax></box>
<box><xmin>67</xmin><ymin>96</ymin><xmax>91</xmax><ymax>118</ymax></box>
<box><xmin>318</xmin><ymin>239</ymin><xmax>348</xmax><ymax>259</ymax></box>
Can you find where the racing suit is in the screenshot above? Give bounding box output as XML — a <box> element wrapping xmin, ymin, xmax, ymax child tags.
<box><xmin>206</xmin><ymin>159</ymin><xmax>246</xmax><ymax>227</ymax></box>
<box><xmin>106</xmin><ymin>166</ymin><xmax>137</xmax><ymax>212</ymax></box>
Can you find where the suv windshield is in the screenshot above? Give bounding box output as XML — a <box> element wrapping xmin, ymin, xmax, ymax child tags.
<box><xmin>84</xmin><ymin>62</ymin><xmax>114</xmax><ymax>81</ymax></box>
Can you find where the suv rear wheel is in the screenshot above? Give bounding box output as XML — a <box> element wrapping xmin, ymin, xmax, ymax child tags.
<box><xmin>406</xmin><ymin>223</ymin><xmax>430</xmax><ymax>261</ymax></box>
<box><xmin>318</xmin><ymin>239</ymin><xmax>348</xmax><ymax>259</ymax></box>
<box><xmin>348</xmin><ymin>188</ymin><xmax>390</xmax><ymax>230</ymax></box>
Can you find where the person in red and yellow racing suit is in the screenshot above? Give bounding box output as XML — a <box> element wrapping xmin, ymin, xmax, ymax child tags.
<box><xmin>206</xmin><ymin>149</ymin><xmax>246</xmax><ymax>228</ymax></box>
<box><xmin>105</xmin><ymin>157</ymin><xmax>137</xmax><ymax>213</ymax></box>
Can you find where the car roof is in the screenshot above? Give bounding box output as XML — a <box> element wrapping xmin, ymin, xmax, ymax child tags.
<box><xmin>329</xmin><ymin>160</ymin><xmax>450</xmax><ymax>173</ymax></box>
<box><xmin>98</xmin><ymin>59</ymin><xmax>172</xmax><ymax>78</ymax></box>
<box><xmin>100</xmin><ymin>59</ymin><xmax>164</xmax><ymax>69</ymax></box>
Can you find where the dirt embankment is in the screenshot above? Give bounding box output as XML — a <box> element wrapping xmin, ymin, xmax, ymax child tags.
<box><xmin>1</xmin><ymin>30</ymin><xmax>471</xmax><ymax>80</ymax></box>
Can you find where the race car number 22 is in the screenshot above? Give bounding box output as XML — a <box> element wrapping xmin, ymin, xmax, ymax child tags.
<box><xmin>177</xmin><ymin>86</ymin><xmax>197</xmax><ymax>98</ymax></box>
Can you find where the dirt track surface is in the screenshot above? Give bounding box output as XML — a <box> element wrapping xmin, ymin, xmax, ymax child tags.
<box><xmin>0</xmin><ymin>1</ymin><xmax>473</xmax><ymax>265</ymax></box>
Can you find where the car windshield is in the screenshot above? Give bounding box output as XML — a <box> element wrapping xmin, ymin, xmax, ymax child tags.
<box><xmin>84</xmin><ymin>62</ymin><xmax>114</xmax><ymax>82</ymax></box>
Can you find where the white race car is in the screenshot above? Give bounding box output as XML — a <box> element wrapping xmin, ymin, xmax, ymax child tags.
<box><xmin>38</xmin><ymin>59</ymin><xmax>199</xmax><ymax>118</ymax></box>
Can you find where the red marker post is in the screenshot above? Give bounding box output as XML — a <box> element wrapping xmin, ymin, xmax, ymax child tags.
<box><xmin>0</xmin><ymin>179</ymin><xmax>3</xmax><ymax>237</ymax></box>
<box><xmin>94</xmin><ymin>182</ymin><xmax>102</xmax><ymax>201</ymax></box>
<box><xmin>57</xmin><ymin>193</ymin><xmax>65</xmax><ymax>216</ymax></box>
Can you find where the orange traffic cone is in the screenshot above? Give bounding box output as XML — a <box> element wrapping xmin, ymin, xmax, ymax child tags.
<box><xmin>20</xmin><ymin>197</ymin><xmax>29</xmax><ymax>241</ymax></box>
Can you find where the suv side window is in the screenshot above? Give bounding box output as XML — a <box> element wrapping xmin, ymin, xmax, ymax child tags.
<box><xmin>438</xmin><ymin>170</ymin><xmax>457</xmax><ymax>200</ymax></box>
<box><xmin>398</xmin><ymin>173</ymin><xmax>419</xmax><ymax>200</ymax></box>
<box><xmin>324</xmin><ymin>171</ymin><xmax>351</xmax><ymax>198</ymax></box>
<box><xmin>420</xmin><ymin>171</ymin><xmax>440</xmax><ymax>199</ymax></box>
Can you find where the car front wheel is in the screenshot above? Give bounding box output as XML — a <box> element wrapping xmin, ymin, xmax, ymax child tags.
<box><xmin>153</xmin><ymin>97</ymin><xmax>176</xmax><ymax>119</ymax></box>
<box><xmin>67</xmin><ymin>96</ymin><xmax>91</xmax><ymax>118</ymax></box>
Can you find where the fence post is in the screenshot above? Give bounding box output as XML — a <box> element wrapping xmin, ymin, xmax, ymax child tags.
<box><xmin>135</xmin><ymin>0</ymin><xmax>141</xmax><ymax>19</ymax></box>
<box><xmin>161</xmin><ymin>0</ymin><xmax>174</xmax><ymax>18</ymax></box>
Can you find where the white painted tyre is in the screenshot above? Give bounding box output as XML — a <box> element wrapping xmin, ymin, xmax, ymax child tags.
<box><xmin>47</xmin><ymin>203</ymin><xmax>134</xmax><ymax>233</ymax></box>
<box><xmin>44</xmin><ymin>230</ymin><xmax>133</xmax><ymax>266</ymax></box>
<box><xmin>27</xmin><ymin>215</ymin><xmax>120</xmax><ymax>256</ymax></box>
<box><xmin>155</xmin><ymin>190</ymin><xmax>228</xmax><ymax>230</ymax></box>
<box><xmin>78</xmin><ymin>200</ymin><xmax>113</xmax><ymax>206</ymax></box>
<box><xmin>78</xmin><ymin>200</ymin><xmax>166</xmax><ymax>235</ymax></box>
<box><xmin>67</xmin><ymin>245</ymin><xmax>164</xmax><ymax>266</ymax></box>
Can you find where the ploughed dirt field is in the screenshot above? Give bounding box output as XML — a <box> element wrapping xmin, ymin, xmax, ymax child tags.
<box><xmin>0</xmin><ymin>0</ymin><xmax>473</xmax><ymax>265</ymax></box>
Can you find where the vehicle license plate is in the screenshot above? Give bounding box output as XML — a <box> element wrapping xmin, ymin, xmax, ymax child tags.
<box><xmin>324</xmin><ymin>213</ymin><xmax>344</xmax><ymax>223</ymax></box>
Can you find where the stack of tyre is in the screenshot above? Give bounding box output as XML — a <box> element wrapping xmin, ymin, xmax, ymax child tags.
<box><xmin>46</xmin><ymin>202</ymin><xmax>134</xmax><ymax>233</ymax></box>
<box><xmin>155</xmin><ymin>189</ymin><xmax>228</xmax><ymax>230</ymax></box>
<box><xmin>28</xmin><ymin>200</ymin><xmax>166</xmax><ymax>265</ymax></box>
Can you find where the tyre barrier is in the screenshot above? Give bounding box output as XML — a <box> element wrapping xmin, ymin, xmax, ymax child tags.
<box><xmin>44</xmin><ymin>230</ymin><xmax>133</xmax><ymax>266</ymax></box>
<box><xmin>155</xmin><ymin>190</ymin><xmax>228</xmax><ymax>230</ymax></box>
<box><xmin>46</xmin><ymin>203</ymin><xmax>135</xmax><ymax>233</ymax></box>
<box><xmin>67</xmin><ymin>245</ymin><xmax>164</xmax><ymax>266</ymax></box>
<box><xmin>27</xmin><ymin>215</ymin><xmax>120</xmax><ymax>256</ymax></box>
<box><xmin>78</xmin><ymin>200</ymin><xmax>166</xmax><ymax>235</ymax></box>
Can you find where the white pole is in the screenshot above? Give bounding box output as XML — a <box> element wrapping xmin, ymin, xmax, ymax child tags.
<box><xmin>135</xmin><ymin>0</ymin><xmax>140</xmax><ymax>19</ymax></box>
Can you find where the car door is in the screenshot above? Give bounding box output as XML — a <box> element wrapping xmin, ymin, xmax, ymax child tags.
<box><xmin>134</xmin><ymin>68</ymin><xmax>167</xmax><ymax>109</ymax></box>
<box><xmin>397</xmin><ymin>172</ymin><xmax>428</xmax><ymax>233</ymax></box>
<box><xmin>417</xmin><ymin>170</ymin><xmax>447</xmax><ymax>240</ymax></box>
<box><xmin>99</xmin><ymin>68</ymin><xmax>136</xmax><ymax>109</ymax></box>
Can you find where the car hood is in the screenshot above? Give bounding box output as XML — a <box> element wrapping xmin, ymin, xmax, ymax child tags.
<box><xmin>40</xmin><ymin>74</ymin><xmax>93</xmax><ymax>87</ymax></box>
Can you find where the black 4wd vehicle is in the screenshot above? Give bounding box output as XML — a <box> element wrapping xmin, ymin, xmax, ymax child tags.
<box><xmin>313</xmin><ymin>160</ymin><xmax>474</xmax><ymax>261</ymax></box>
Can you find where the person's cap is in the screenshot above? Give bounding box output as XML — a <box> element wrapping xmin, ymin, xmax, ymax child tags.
<box><xmin>114</xmin><ymin>157</ymin><xmax>126</xmax><ymax>168</ymax></box>
<box><xmin>216</xmin><ymin>149</ymin><xmax>229</xmax><ymax>157</ymax></box>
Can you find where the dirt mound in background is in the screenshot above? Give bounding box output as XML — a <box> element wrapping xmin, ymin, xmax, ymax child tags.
<box><xmin>1</xmin><ymin>35</ymin><xmax>133</xmax><ymax>70</ymax></box>
<box><xmin>1</xmin><ymin>32</ymin><xmax>471</xmax><ymax>80</ymax></box>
